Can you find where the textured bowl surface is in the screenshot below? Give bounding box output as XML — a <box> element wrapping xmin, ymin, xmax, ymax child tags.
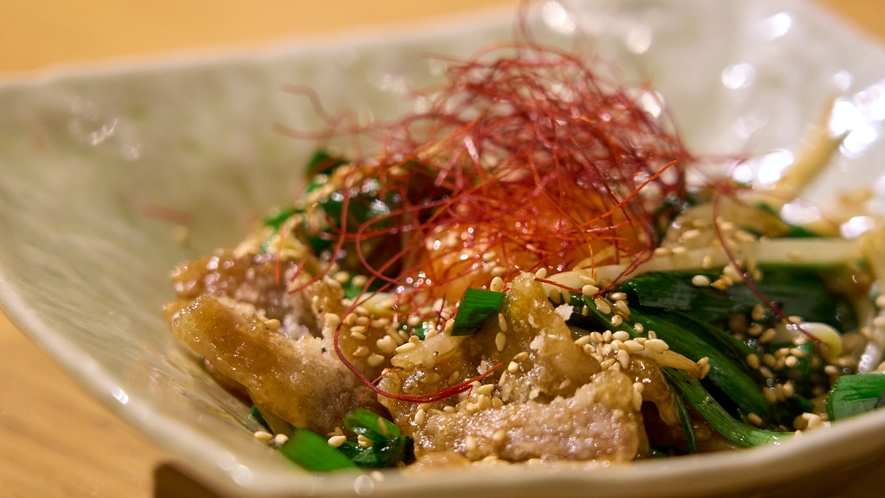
<box><xmin>2</xmin><ymin>0</ymin><xmax>885</xmax><ymax>496</ymax></box>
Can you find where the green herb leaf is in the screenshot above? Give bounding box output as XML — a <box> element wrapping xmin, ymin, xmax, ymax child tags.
<box><xmin>279</xmin><ymin>429</ymin><xmax>358</xmax><ymax>472</ymax></box>
<box><xmin>826</xmin><ymin>374</ymin><xmax>885</xmax><ymax>421</ymax></box>
<box><xmin>451</xmin><ymin>288</ymin><xmax>506</xmax><ymax>336</ymax></box>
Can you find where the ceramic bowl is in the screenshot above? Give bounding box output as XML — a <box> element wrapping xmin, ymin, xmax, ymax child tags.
<box><xmin>2</xmin><ymin>0</ymin><xmax>885</xmax><ymax>496</ymax></box>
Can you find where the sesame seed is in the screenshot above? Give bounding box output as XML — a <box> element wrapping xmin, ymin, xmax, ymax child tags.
<box><xmin>783</xmin><ymin>381</ymin><xmax>795</xmax><ymax>398</ymax></box>
<box><xmin>633</xmin><ymin>323</ymin><xmax>644</xmax><ymax>333</ymax></box>
<box><xmin>395</xmin><ymin>342</ymin><xmax>417</xmax><ymax>354</ymax></box>
<box><xmin>477</xmin><ymin>395</ymin><xmax>492</xmax><ymax>410</ymax></box>
<box><xmin>603</xmin><ymin>330</ymin><xmax>613</xmax><ymax>343</ymax></box>
<box><xmin>514</xmin><ymin>351</ymin><xmax>529</xmax><ymax>362</ymax></box>
<box><xmin>697</xmin><ymin>357</ymin><xmax>709</xmax><ymax>367</ymax></box>
<box><xmin>824</xmin><ymin>365</ymin><xmax>840</xmax><ymax>376</ymax></box>
<box><xmin>681</xmin><ymin>228</ymin><xmax>701</xmax><ymax>241</ymax></box>
<box><xmin>763</xmin><ymin>354</ymin><xmax>776</xmax><ymax>368</ymax></box>
<box><xmin>877</xmin><ymin>295</ymin><xmax>885</xmax><ymax>309</ymax></box>
<box><xmin>785</xmin><ymin>356</ymin><xmax>798</xmax><ymax>368</ymax></box>
<box><xmin>613</xmin><ymin>300</ymin><xmax>631</xmax><ymax>317</ymax></box>
<box><xmin>702</xmin><ymin>254</ymin><xmax>714</xmax><ymax>269</ymax></box>
<box><xmin>352</xmin><ymin>275</ymin><xmax>368</xmax><ymax>287</ymax></box>
<box><xmin>253</xmin><ymin>430</ymin><xmax>274</xmax><ymax>441</ymax></box>
<box><xmin>645</xmin><ymin>339</ymin><xmax>669</xmax><ymax>353</ymax></box>
<box><xmin>265</xmin><ymin>319</ymin><xmax>281</xmax><ymax>331</ymax></box>
<box><xmin>498</xmin><ymin>313</ymin><xmax>508</xmax><ymax>332</ymax></box>
<box><xmin>600</xmin><ymin>358</ymin><xmax>616</xmax><ymax>369</ymax></box>
<box><xmin>492</xmin><ymin>397</ymin><xmax>504</xmax><ymax>409</ymax></box>
<box><xmin>534</xmin><ymin>268</ymin><xmax>547</xmax><ymax>279</ymax></box>
<box><xmin>376</xmin><ymin>336</ymin><xmax>397</xmax><ymax>354</ymax></box>
<box><xmin>422</xmin><ymin>373</ymin><xmax>441</xmax><ymax>385</ymax></box>
<box><xmin>493</xmin><ymin>429</ymin><xmax>506</xmax><ymax>444</ymax></box>
<box><xmin>692</xmin><ymin>275</ymin><xmax>711</xmax><ymax>287</ymax></box>
<box><xmin>351</xmin><ymin>325</ymin><xmax>367</xmax><ymax>335</ymax></box>
<box><xmin>355</xmin><ymin>306</ymin><xmax>369</xmax><ymax>316</ymax></box>
<box><xmin>549</xmin><ymin>289</ymin><xmax>562</xmax><ymax>304</ymax></box>
<box><xmin>376</xmin><ymin>417</ymin><xmax>389</xmax><ymax>437</ymax></box>
<box><xmin>574</xmin><ymin>335</ymin><xmax>592</xmax><ymax>347</ymax></box>
<box><xmin>746</xmin><ymin>354</ymin><xmax>760</xmax><ymax>369</ymax></box>
<box><xmin>578</xmin><ymin>275</ymin><xmax>596</xmax><ymax>285</ymax></box>
<box><xmin>747</xmin><ymin>413</ymin><xmax>763</xmax><ymax>426</ymax></box>
<box><xmin>358</xmin><ymin>435</ymin><xmax>374</xmax><ymax>448</ymax></box>
<box><xmin>874</xmin><ymin>316</ymin><xmax>885</xmax><ymax>328</ymax></box>
<box><xmin>351</xmin><ymin>331</ymin><xmax>367</xmax><ymax>341</ymax></box>
<box><xmin>356</xmin><ymin>316</ymin><xmax>370</xmax><ymax>326</ymax></box>
<box><xmin>465</xmin><ymin>436</ymin><xmax>478</xmax><ymax>452</ymax></box>
<box><xmin>325</xmin><ymin>313</ymin><xmax>342</xmax><ymax>329</ymax></box>
<box><xmin>623</xmin><ymin>340</ymin><xmax>645</xmax><ymax>353</ymax></box>
<box><xmin>609</xmin><ymin>292</ymin><xmax>627</xmax><ymax>301</ymax></box>
<box><xmin>482</xmin><ymin>251</ymin><xmax>498</xmax><ymax>262</ymax></box>
<box><xmin>700</xmin><ymin>363</ymin><xmax>710</xmax><ymax>378</ymax></box>
<box><xmin>647</xmin><ymin>330</ymin><xmax>657</xmax><ymax>340</ymax></box>
<box><xmin>448</xmin><ymin>371</ymin><xmax>461</xmax><ymax>384</ymax></box>
<box><xmin>611</xmin><ymin>314</ymin><xmax>624</xmax><ymax>326</ymax></box>
<box><xmin>328</xmin><ymin>435</ymin><xmax>347</xmax><ymax>447</ymax></box>
<box><xmin>747</xmin><ymin>324</ymin><xmax>763</xmax><ymax>337</ymax></box>
<box><xmin>367</xmin><ymin>354</ymin><xmax>385</xmax><ymax>367</ymax></box>
<box><xmin>762</xmin><ymin>388</ymin><xmax>777</xmax><ymax>404</ymax></box>
<box><xmin>371</xmin><ymin>471</ymin><xmax>385</xmax><ymax>482</ymax></box>
<box><xmin>476</xmin><ymin>384</ymin><xmax>495</xmax><ymax>396</ymax></box>
<box><xmin>495</xmin><ymin>332</ymin><xmax>507</xmax><ymax>352</ymax></box>
<box><xmin>274</xmin><ymin>434</ymin><xmax>289</xmax><ymax>445</ymax></box>
<box><xmin>612</xmin><ymin>331</ymin><xmax>630</xmax><ymax>342</ymax></box>
<box><xmin>353</xmin><ymin>346</ymin><xmax>371</xmax><ymax>358</ymax></box>
<box><xmin>490</xmin><ymin>276</ymin><xmax>504</xmax><ymax>292</ymax></box>
<box><xmin>759</xmin><ymin>328</ymin><xmax>776</xmax><ymax>343</ymax></box>
<box><xmin>443</xmin><ymin>406</ymin><xmax>456</xmax><ymax>413</ymax></box>
<box><xmin>582</xmin><ymin>284</ymin><xmax>600</xmax><ymax>297</ymax></box>
<box><xmin>654</xmin><ymin>247</ymin><xmax>672</xmax><ymax>257</ymax></box>
<box><xmin>508</xmin><ymin>361</ymin><xmax>519</xmax><ymax>373</ymax></box>
<box><xmin>491</xmin><ymin>266</ymin><xmax>507</xmax><ymax>277</ymax></box>
<box><xmin>590</xmin><ymin>332</ymin><xmax>604</xmax><ymax>343</ymax></box>
<box><xmin>618</xmin><ymin>349</ymin><xmax>631</xmax><ymax>369</ymax></box>
<box><xmin>759</xmin><ymin>366</ymin><xmax>775</xmax><ymax>379</ymax></box>
<box><xmin>672</xmin><ymin>246</ymin><xmax>687</xmax><ymax>255</ymax></box>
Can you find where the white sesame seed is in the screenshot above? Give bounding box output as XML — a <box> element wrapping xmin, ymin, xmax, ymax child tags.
<box><xmin>325</xmin><ymin>313</ymin><xmax>342</xmax><ymax>329</ymax></box>
<box><xmin>600</xmin><ymin>358</ymin><xmax>616</xmax><ymax>369</ymax></box>
<box><xmin>495</xmin><ymin>332</ymin><xmax>507</xmax><ymax>352</ymax></box>
<box><xmin>785</xmin><ymin>356</ymin><xmax>798</xmax><ymax>368</ymax></box>
<box><xmin>482</xmin><ymin>251</ymin><xmax>497</xmax><ymax>262</ymax></box>
<box><xmin>672</xmin><ymin>246</ymin><xmax>687</xmax><ymax>255</ymax></box>
<box><xmin>610</xmin><ymin>292</ymin><xmax>627</xmax><ymax>301</ymax></box>
<box><xmin>746</xmin><ymin>354</ymin><xmax>760</xmax><ymax>369</ymax></box>
<box><xmin>328</xmin><ymin>435</ymin><xmax>347</xmax><ymax>447</ymax></box>
<box><xmin>274</xmin><ymin>434</ymin><xmax>289</xmax><ymax>445</ymax></box>
<box><xmin>414</xmin><ymin>408</ymin><xmax>426</xmax><ymax>425</ymax></box>
<box><xmin>645</xmin><ymin>339</ymin><xmax>669</xmax><ymax>353</ymax></box>
<box><xmin>697</xmin><ymin>357</ymin><xmax>709</xmax><ymax>367</ymax></box>
<box><xmin>490</xmin><ymin>276</ymin><xmax>504</xmax><ymax>292</ymax></box>
<box><xmin>787</xmin><ymin>250</ymin><xmax>803</xmax><ymax>261</ymax></box>
<box><xmin>654</xmin><ymin>247</ymin><xmax>672</xmax><ymax>257</ymax></box>
<box><xmin>758</xmin><ymin>328</ymin><xmax>776</xmax><ymax>344</ymax></box>
<box><xmin>253</xmin><ymin>430</ymin><xmax>274</xmax><ymax>441</ymax></box>
<box><xmin>700</xmin><ymin>363</ymin><xmax>710</xmax><ymax>378</ymax></box>
<box><xmin>590</xmin><ymin>332</ymin><xmax>604</xmax><ymax>343</ymax></box>
<box><xmin>497</xmin><ymin>313</ymin><xmax>508</xmax><ymax>332</ymax></box>
<box><xmin>358</xmin><ymin>435</ymin><xmax>374</xmax><ymax>448</ymax></box>
<box><xmin>702</xmin><ymin>254</ymin><xmax>714</xmax><ymax>270</ymax></box>
<box><xmin>751</xmin><ymin>304</ymin><xmax>765</xmax><ymax>322</ymax></box>
<box><xmin>647</xmin><ymin>330</ymin><xmax>657</xmax><ymax>340</ymax></box>
<box><xmin>632</xmin><ymin>391</ymin><xmax>643</xmax><ymax>411</ymax></box>
<box><xmin>508</xmin><ymin>361</ymin><xmax>519</xmax><ymax>373</ymax></box>
<box><xmin>351</xmin><ymin>331</ymin><xmax>367</xmax><ymax>341</ymax></box>
<box><xmin>493</xmin><ymin>429</ymin><xmax>506</xmax><ymax>444</ymax></box>
<box><xmin>783</xmin><ymin>381</ymin><xmax>795</xmax><ymax>398</ymax></box>
<box><xmin>534</xmin><ymin>268</ymin><xmax>548</xmax><ymax>279</ymax></box>
<box><xmin>611</xmin><ymin>315</ymin><xmax>623</xmax><ymax>326</ymax></box>
<box><xmin>353</xmin><ymin>346</ymin><xmax>371</xmax><ymax>358</ymax></box>
<box><xmin>874</xmin><ymin>316</ymin><xmax>885</xmax><ymax>328</ymax></box>
<box><xmin>762</xmin><ymin>388</ymin><xmax>777</xmax><ymax>404</ymax></box>
<box><xmin>759</xmin><ymin>366</ymin><xmax>775</xmax><ymax>379</ymax></box>
<box><xmin>582</xmin><ymin>285</ymin><xmax>600</xmax><ymax>297</ymax></box>
<box><xmin>367</xmin><ymin>354</ymin><xmax>385</xmax><ymax>367</ymax></box>
<box><xmin>824</xmin><ymin>365</ymin><xmax>840</xmax><ymax>376</ymax></box>
<box><xmin>491</xmin><ymin>266</ymin><xmax>507</xmax><ymax>277</ymax></box>
<box><xmin>448</xmin><ymin>371</ymin><xmax>461</xmax><ymax>384</ymax></box>
<box><xmin>633</xmin><ymin>323</ymin><xmax>644</xmax><ymax>333</ymax></box>
<box><xmin>575</xmin><ymin>335</ymin><xmax>592</xmax><ymax>347</ymax></box>
<box><xmin>613</xmin><ymin>300</ymin><xmax>631</xmax><ymax>317</ymax></box>
<box><xmin>376</xmin><ymin>336</ymin><xmax>397</xmax><ymax>354</ymax></box>
<box><xmin>623</xmin><ymin>340</ymin><xmax>645</xmax><ymax>353</ymax></box>
<box><xmin>465</xmin><ymin>436</ymin><xmax>478</xmax><ymax>452</ymax></box>
<box><xmin>351</xmin><ymin>275</ymin><xmax>368</xmax><ymax>287</ymax></box>
<box><xmin>265</xmin><ymin>319</ymin><xmax>281</xmax><ymax>331</ymax></box>
<box><xmin>603</xmin><ymin>330</ymin><xmax>613</xmax><ymax>343</ymax></box>
<box><xmin>422</xmin><ymin>373</ymin><xmax>441</xmax><ymax>385</ymax></box>
<box><xmin>763</xmin><ymin>354</ymin><xmax>776</xmax><ymax>368</ymax></box>
<box><xmin>612</xmin><ymin>331</ymin><xmax>630</xmax><ymax>342</ymax></box>
<box><xmin>691</xmin><ymin>275</ymin><xmax>711</xmax><ymax>287</ymax></box>
<box><xmin>476</xmin><ymin>384</ymin><xmax>495</xmax><ymax>396</ymax></box>
<box><xmin>633</xmin><ymin>382</ymin><xmax>644</xmax><ymax>393</ymax></box>
<box><xmin>514</xmin><ymin>351</ymin><xmax>529</xmax><ymax>362</ymax></box>
<box><xmin>395</xmin><ymin>342</ymin><xmax>417</xmax><ymax>354</ymax></box>
<box><xmin>443</xmin><ymin>406</ymin><xmax>456</xmax><ymax>413</ymax></box>
<box><xmin>356</xmin><ymin>316</ymin><xmax>370</xmax><ymax>326</ymax></box>
<box><xmin>618</xmin><ymin>349</ymin><xmax>631</xmax><ymax>369</ymax></box>
<box><xmin>578</xmin><ymin>275</ymin><xmax>596</xmax><ymax>285</ymax></box>
<box><xmin>492</xmin><ymin>397</ymin><xmax>504</xmax><ymax>409</ymax></box>
<box><xmin>876</xmin><ymin>295</ymin><xmax>885</xmax><ymax>309</ymax></box>
<box><xmin>351</xmin><ymin>325</ymin><xmax>367</xmax><ymax>335</ymax></box>
<box><xmin>747</xmin><ymin>413</ymin><xmax>763</xmax><ymax>426</ymax></box>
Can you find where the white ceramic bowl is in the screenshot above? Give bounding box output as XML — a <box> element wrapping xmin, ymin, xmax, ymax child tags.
<box><xmin>3</xmin><ymin>1</ymin><xmax>885</xmax><ymax>496</ymax></box>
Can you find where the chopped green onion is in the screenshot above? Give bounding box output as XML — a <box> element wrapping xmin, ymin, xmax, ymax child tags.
<box><xmin>279</xmin><ymin>429</ymin><xmax>359</xmax><ymax>472</ymax></box>
<box><xmin>672</xmin><ymin>389</ymin><xmax>698</xmax><ymax>454</ymax></box>
<box><xmin>344</xmin><ymin>408</ymin><xmax>402</xmax><ymax>443</ymax></box>
<box><xmin>451</xmin><ymin>288</ymin><xmax>506</xmax><ymax>336</ymax></box>
<box><xmin>826</xmin><ymin>374</ymin><xmax>885</xmax><ymax>421</ymax></box>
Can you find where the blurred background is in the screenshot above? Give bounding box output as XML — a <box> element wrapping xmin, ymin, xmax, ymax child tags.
<box><xmin>0</xmin><ymin>1</ymin><xmax>883</xmax><ymax>496</ymax></box>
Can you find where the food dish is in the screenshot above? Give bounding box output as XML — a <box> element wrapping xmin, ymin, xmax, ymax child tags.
<box><xmin>3</xmin><ymin>0</ymin><xmax>885</xmax><ymax>496</ymax></box>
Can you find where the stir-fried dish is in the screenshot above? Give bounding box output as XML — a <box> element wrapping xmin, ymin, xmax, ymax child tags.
<box><xmin>163</xmin><ymin>42</ymin><xmax>885</xmax><ymax>471</ymax></box>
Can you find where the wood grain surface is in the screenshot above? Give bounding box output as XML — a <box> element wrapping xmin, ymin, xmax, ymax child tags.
<box><xmin>1</xmin><ymin>1</ymin><xmax>883</xmax><ymax>497</ymax></box>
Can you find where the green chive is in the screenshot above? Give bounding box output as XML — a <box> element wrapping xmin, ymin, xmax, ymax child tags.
<box><xmin>451</xmin><ymin>288</ymin><xmax>506</xmax><ymax>336</ymax></box>
<box><xmin>826</xmin><ymin>374</ymin><xmax>885</xmax><ymax>421</ymax></box>
<box><xmin>279</xmin><ymin>429</ymin><xmax>358</xmax><ymax>472</ymax></box>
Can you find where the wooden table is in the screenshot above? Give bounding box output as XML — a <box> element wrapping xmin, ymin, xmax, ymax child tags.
<box><xmin>1</xmin><ymin>1</ymin><xmax>884</xmax><ymax>496</ymax></box>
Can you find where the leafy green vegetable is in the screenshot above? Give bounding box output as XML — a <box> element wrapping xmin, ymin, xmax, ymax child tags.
<box><xmin>279</xmin><ymin>429</ymin><xmax>359</xmax><ymax>472</ymax></box>
<box><xmin>451</xmin><ymin>288</ymin><xmax>506</xmax><ymax>336</ymax></box>
<box><xmin>664</xmin><ymin>369</ymin><xmax>791</xmax><ymax>447</ymax></box>
<box><xmin>826</xmin><ymin>374</ymin><xmax>885</xmax><ymax>421</ymax></box>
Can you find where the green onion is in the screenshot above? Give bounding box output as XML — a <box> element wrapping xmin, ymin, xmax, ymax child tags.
<box><xmin>451</xmin><ymin>288</ymin><xmax>506</xmax><ymax>336</ymax></box>
<box><xmin>339</xmin><ymin>409</ymin><xmax>414</xmax><ymax>468</ymax></box>
<box><xmin>250</xmin><ymin>405</ymin><xmax>270</xmax><ymax>432</ymax></box>
<box><xmin>344</xmin><ymin>408</ymin><xmax>402</xmax><ymax>443</ymax></box>
<box><xmin>304</xmin><ymin>149</ymin><xmax>347</xmax><ymax>178</ymax></box>
<box><xmin>279</xmin><ymin>429</ymin><xmax>359</xmax><ymax>472</ymax></box>
<box><xmin>672</xmin><ymin>388</ymin><xmax>698</xmax><ymax>454</ymax></box>
<box><xmin>826</xmin><ymin>374</ymin><xmax>885</xmax><ymax>421</ymax></box>
<box><xmin>664</xmin><ymin>368</ymin><xmax>791</xmax><ymax>447</ymax></box>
